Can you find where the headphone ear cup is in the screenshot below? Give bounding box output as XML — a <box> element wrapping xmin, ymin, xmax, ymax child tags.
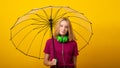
<box><xmin>57</xmin><ymin>36</ymin><xmax>68</xmax><ymax>43</ymax></box>
<box><xmin>57</xmin><ymin>36</ymin><xmax>63</xmax><ymax>43</ymax></box>
<box><xmin>63</xmin><ymin>36</ymin><xmax>68</xmax><ymax>43</ymax></box>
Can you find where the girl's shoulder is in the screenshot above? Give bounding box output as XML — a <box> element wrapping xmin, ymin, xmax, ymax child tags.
<box><xmin>69</xmin><ymin>40</ymin><xmax>77</xmax><ymax>44</ymax></box>
<box><xmin>67</xmin><ymin>40</ymin><xmax>77</xmax><ymax>46</ymax></box>
<box><xmin>46</xmin><ymin>38</ymin><xmax>57</xmax><ymax>43</ymax></box>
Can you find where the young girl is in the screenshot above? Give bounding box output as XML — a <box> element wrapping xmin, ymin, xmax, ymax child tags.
<box><xmin>44</xmin><ymin>17</ymin><xmax>79</xmax><ymax>68</ymax></box>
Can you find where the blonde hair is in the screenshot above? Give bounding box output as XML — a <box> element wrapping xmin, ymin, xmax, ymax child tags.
<box><xmin>54</xmin><ymin>17</ymin><xmax>76</xmax><ymax>41</ymax></box>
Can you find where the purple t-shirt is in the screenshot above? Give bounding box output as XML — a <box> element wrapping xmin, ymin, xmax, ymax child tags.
<box><xmin>44</xmin><ymin>38</ymin><xmax>79</xmax><ymax>67</ymax></box>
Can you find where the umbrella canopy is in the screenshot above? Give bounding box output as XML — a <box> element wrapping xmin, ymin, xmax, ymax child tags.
<box><xmin>10</xmin><ymin>6</ymin><xmax>93</xmax><ymax>59</ymax></box>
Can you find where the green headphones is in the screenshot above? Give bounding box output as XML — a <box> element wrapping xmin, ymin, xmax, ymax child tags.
<box><xmin>57</xmin><ymin>35</ymin><xmax>68</xmax><ymax>43</ymax></box>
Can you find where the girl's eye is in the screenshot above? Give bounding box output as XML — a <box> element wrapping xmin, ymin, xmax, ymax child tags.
<box><xmin>60</xmin><ymin>25</ymin><xmax>63</xmax><ymax>27</ymax></box>
<box><xmin>65</xmin><ymin>26</ymin><xmax>68</xmax><ymax>28</ymax></box>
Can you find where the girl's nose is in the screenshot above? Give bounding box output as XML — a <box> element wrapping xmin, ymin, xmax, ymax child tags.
<box><xmin>62</xmin><ymin>27</ymin><xmax>65</xmax><ymax>30</ymax></box>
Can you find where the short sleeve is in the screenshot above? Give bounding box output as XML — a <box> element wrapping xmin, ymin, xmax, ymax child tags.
<box><xmin>44</xmin><ymin>39</ymin><xmax>50</xmax><ymax>54</ymax></box>
<box><xmin>73</xmin><ymin>41</ymin><xmax>79</xmax><ymax>56</ymax></box>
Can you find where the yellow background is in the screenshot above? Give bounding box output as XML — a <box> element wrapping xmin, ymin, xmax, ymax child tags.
<box><xmin>0</xmin><ymin>0</ymin><xmax>120</xmax><ymax>68</ymax></box>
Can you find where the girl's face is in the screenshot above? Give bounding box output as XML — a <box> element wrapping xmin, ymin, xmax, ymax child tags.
<box><xmin>59</xmin><ymin>20</ymin><xmax>68</xmax><ymax>36</ymax></box>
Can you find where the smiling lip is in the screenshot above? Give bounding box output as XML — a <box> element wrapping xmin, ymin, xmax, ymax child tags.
<box><xmin>61</xmin><ymin>31</ymin><xmax>65</xmax><ymax>33</ymax></box>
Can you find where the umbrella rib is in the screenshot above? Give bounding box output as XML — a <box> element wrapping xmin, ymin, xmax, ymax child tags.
<box><xmin>32</xmin><ymin>23</ymin><xmax>49</xmax><ymax>30</ymax></box>
<box><xmin>10</xmin><ymin>35</ymin><xmax>40</xmax><ymax>59</ymax></box>
<box><xmin>53</xmin><ymin>12</ymin><xmax>74</xmax><ymax>24</ymax></box>
<box><xmin>73</xmin><ymin>29</ymin><xmax>90</xmax><ymax>52</ymax></box>
<box><xmin>78</xmin><ymin>44</ymin><xmax>88</xmax><ymax>52</ymax></box>
<box><xmin>10</xmin><ymin>33</ymin><xmax>18</xmax><ymax>48</ymax></box>
<box><xmin>26</xmin><ymin>23</ymin><xmax>49</xmax><ymax>54</ymax></box>
<box><xmin>73</xmin><ymin>29</ymin><xmax>88</xmax><ymax>43</ymax></box>
<box><xmin>16</xmin><ymin>47</ymin><xmax>41</xmax><ymax>59</ymax></box>
<box><xmin>71</xmin><ymin>21</ymin><xmax>91</xmax><ymax>32</ymax></box>
<box><xmin>38</xmin><ymin>26</ymin><xmax>50</xmax><ymax>58</ymax></box>
<box><xmin>42</xmin><ymin>9</ymin><xmax>49</xmax><ymax>20</ymax></box>
<box><xmin>10</xmin><ymin>28</ymin><xmax>45</xmax><ymax>60</ymax></box>
<box><xmin>53</xmin><ymin>7</ymin><xmax>62</xmax><ymax>21</ymax></box>
<box><xmin>53</xmin><ymin>12</ymin><xmax>67</xmax><ymax>22</ymax></box>
<box><xmin>11</xmin><ymin>21</ymin><xmax>47</xmax><ymax>39</ymax></box>
<box><xmin>67</xmin><ymin>16</ymin><xmax>91</xmax><ymax>24</ymax></box>
<box><xmin>25</xmin><ymin>12</ymin><xmax>48</xmax><ymax>22</ymax></box>
<box><xmin>51</xmin><ymin>6</ymin><xmax>53</xmax><ymax>19</ymax></box>
<box><xmin>11</xmin><ymin>24</ymin><xmax>31</xmax><ymax>39</ymax></box>
<box><xmin>52</xmin><ymin>12</ymin><xmax>67</xmax><ymax>25</ymax></box>
<box><xmin>16</xmin><ymin>24</ymin><xmax>48</xmax><ymax>48</ymax></box>
<box><xmin>28</xmin><ymin>13</ymin><xmax>49</xmax><ymax>23</ymax></box>
<box><xmin>11</xmin><ymin>18</ymin><xmax>44</xmax><ymax>29</ymax></box>
<box><xmin>78</xmin><ymin>31</ymin><xmax>93</xmax><ymax>52</ymax></box>
<box><xmin>51</xmin><ymin>9</ymin><xmax>69</xmax><ymax>26</ymax></box>
<box><xmin>53</xmin><ymin>9</ymin><xmax>91</xmax><ymax>25</ymax></box>
<box><xmin>66</xmin><ymin>7</ymin><xmax>92</xmax><ymax>23</ymax></box>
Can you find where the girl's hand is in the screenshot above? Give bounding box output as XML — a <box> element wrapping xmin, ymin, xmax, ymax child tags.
<box><xmin>49</xmin><ymin>58</ymin><xmax>57</xmax><ymax>66</ymax></box>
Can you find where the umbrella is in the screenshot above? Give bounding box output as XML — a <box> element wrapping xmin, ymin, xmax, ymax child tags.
<box><xmin>10</xmin><ymin>6</ymin><xmax>93</xmax><ymax>59</ymax></box>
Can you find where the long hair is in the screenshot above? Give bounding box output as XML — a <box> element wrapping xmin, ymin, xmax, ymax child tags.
<box><xmin>54</xmin><ymin>17</ymin><xmax>76</xmax><ymax>41</ymax></box>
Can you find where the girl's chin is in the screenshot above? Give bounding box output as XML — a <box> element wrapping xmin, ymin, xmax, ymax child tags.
<box><xmin>60</xmin><ymin>33</ymin><xmax>66</xmax><ymax>36</ymax></box>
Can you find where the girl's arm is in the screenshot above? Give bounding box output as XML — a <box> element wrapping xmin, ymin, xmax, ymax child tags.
<box><xmin>73</xmin><ymin>56</ymin><xmax>77</xmax><ymax>68</ymax></box>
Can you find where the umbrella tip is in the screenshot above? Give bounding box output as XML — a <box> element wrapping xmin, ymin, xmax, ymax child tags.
<box><xmin>90</xmin><ymin>22</ymin><xmax>92</xmax><ymax>24</ymax></box>
<box><xmin>66</xmin><ymin>6</ymin><xmax>70</xmax><ymax>8</ymax></box>
<box><xmin>91</xmin><ymin>32</ymin><xmax>94</xmax><ymax>35</ymax></box>
<box><xmin>10</xmin><ymin>37</ymin><xmax>12</xmax><ymax>40</ymax></box>
<box><xmin>49</xmin><ymin>5</ymin><xmax>53</xmax><ymax>7</ymax></box>
<box><xmin>10</xmin><ymin>26</ymin><xmax>14</xmax><ymax>30</ymax></box>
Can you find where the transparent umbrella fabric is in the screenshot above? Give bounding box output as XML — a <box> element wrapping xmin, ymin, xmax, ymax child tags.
<box><xmin>10</xmin><ymin>6</ymin><xmax>93</xmax><ymax>59</ymax></box>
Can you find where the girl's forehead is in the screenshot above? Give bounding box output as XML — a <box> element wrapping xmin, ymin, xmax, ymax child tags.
<box><xmin>60</xmin><ymin>20</ymin><xmax>68</xmax><ymax>25</ymax></box>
